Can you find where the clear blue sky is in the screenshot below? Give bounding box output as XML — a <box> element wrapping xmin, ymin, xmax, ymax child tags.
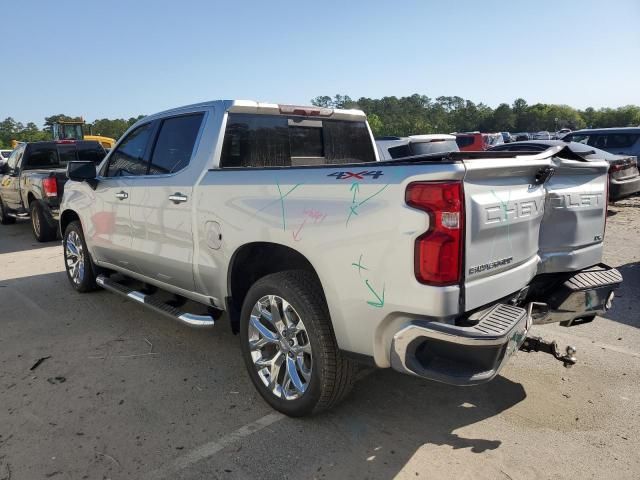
<box><xmin>2</xmin><ymin>0</ymin><xmax>639</xmax><ymax>126</ymax></box>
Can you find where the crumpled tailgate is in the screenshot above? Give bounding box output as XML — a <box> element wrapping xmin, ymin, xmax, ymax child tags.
<box><xmin>462</xmin><ymin>147</ymin><xmax>609</xmax><ymax>311</ymax></box>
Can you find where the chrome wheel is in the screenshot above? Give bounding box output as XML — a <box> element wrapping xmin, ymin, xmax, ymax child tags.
<box><xmin>248</xmin><ymin>295</ymin><xmax>313</xmax><ymax>400</ymax></box>
<box><xmin>32</xmin><ymin>208</ymin><xmax>41</xmax><ymax>237</ymax></box>
<box><xmin>65</xmin><ymin>230</ymin><xmax>85</xmax><ymax>285</ymax></box>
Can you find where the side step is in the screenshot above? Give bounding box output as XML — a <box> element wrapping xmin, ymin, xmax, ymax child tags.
<box><xmin>96</xmin><ymin>275</ymin><xmax>215</xmax><ymax>328</ymax></box>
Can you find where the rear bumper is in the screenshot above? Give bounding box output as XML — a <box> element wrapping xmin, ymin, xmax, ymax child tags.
<box><xmin>532</xmin><ymin>264</ymin><xmax>622</xmax><ymax>326</ymax></box>
<box><xmin>610</xmin><ymin>175</ymin><xmax>640</xmax><ymax>201</ymax></box>
<box><xmin>389</xmin><ymin>264</ymin><xmax>622</xmax><ymax>386</ymax></box>
<box><xmin>390</xmin><ymin>304</ymin><xmax>530</xmax><ymax>386</ymax></box>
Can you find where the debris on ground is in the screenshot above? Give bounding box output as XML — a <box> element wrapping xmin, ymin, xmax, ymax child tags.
<box><xmin>29</xmin><ymin>356</ymin><xmax>51</xmax><ymax>371</ymax></box>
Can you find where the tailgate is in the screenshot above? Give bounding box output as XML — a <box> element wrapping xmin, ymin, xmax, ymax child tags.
<box><xmin>461</xmin><ymin>148</ymin><xmax>609</xmax><ymax>311</ymax></box>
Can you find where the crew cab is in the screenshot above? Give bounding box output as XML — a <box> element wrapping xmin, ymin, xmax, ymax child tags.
<box><xmin>59</xmin><ymin>100</ymin><xmax>622</xmax><ymax>416</ymax></box>
<box><xmin>0</xmin><ymin>140</ymin><xmax>106</xmax><ymax>241</ymax></box>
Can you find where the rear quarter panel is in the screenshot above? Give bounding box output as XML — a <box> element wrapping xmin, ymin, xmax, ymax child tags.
<box><xmin>194</xmin><ymin>163</ymin><xmax>465</xmax><ymax>363</ymax></box>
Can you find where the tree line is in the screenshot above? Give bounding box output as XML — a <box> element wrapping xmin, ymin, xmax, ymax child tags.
<box><xmin>311</xmin><ymin>94</ymin><xmax>640</xmax><ymax>137</ymax></box>
<box><xmin>2</xmin><ymin>94</ymin><xmax>639</xmax><ymax>148</ymax></box>
<box><xmin>0</xmin><ymin>114</ymin><xmax>144</xmax><ymax>149</ymax></box>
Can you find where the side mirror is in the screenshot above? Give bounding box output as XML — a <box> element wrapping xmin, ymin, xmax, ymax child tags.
<box><xmin>67</xmin><ymin>161</ymin><xmax>98</xmax><ymax>188</ymax></box>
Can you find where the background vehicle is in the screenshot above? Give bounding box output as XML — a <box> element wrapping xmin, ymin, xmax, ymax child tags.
<box><xmin>500</xmin><ymin>132</ymin><xmax>513</xmax><ymax>143</ymax></box>
<box><xmin>513</xmin><ymin>132</ymin><xmax>531</xmax><ymax>141</ymax></box>
<box><xmin>0</xmin><ymin>140</ymin><xmax>106</xmax><ymax>240</ymax></box>
<box><xmin>564</xmin><ymin>127</ymin><xmax>640</xmax><ymax>157</ymax></box>
<box><xmin>60</xmin><ymin>100</ymin><xmax>620</xmax><ymax>416</ymax></box>
<box><xmin>455</xmin><ymin>132</ymin><xmax>504</xmax><ymax>151</ymax></box>
<box><xmin>554</xmin><ymin>128</ymin><xmax>572</xmax><ymax>139</ymax></box>
<box><xmin>376</xmin><ymin>134</ymin><xmax>458</xmax><ymax>160</ymax></box>
<box><xmin>0</xmin><ymin>149</ymin><xmax>12</xmax><ymax>165</ymax></box>
<box><xmin>532</xmin><ymin>131</ymin><xmax>551</xmax><ymax>140</ymax></box>
<box><xmin>52</xmin><ymin>119</ymin><xmax>116</xmax><ymax>150</ymax></box>
<box><xmin>489</xmin><ymin>140</ymin><xmax>640</xmax><ymax>201</ymax></box>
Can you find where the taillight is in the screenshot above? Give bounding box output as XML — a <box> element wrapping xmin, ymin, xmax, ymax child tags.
<box><xmin>610</xmin><ymin>157</ymin><xmax>637</xmax><ymax>173</ymax></box>
<box><xmin>406</xmin><ymin>181</ymin><xmax>464</xmax><ymax>286</ymax></box>
<box><xmin>42</xmin><ymin>177</ymin><xmax>58</xmax><ymax>198</ymax></box>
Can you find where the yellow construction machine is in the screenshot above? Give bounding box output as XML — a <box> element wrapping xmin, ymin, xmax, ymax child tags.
<box><xmin>52</xmin><ymin>119</ymin><xmax>116</xmax><ymax>149</ymax></box>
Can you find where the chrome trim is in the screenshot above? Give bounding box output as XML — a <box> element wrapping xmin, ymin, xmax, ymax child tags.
<box><xmin>177</xmin><ymin>313</ymin><xmax>216</xmax><ymax>327</ymax></box>
<box><xmin>127</xmin><ymin>291</ymin><xmax>146</xmax><ymax>302</ymax></box>
<box><xmin>168</xmin><ymin>193</ymin><xmax>188</xmax><ymax>204</ymax></box>
<box><xmin>390</xmin><ymin>303</ymin><xmax>530</xmax><ymax>385</ymax></box>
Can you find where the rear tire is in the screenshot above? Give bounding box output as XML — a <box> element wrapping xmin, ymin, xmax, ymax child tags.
<box><xmin>31</xmin><ymin>201</ymin><xmax>57</xmax><ymax>242</ymax></box>
<box><xmin>0</xmin><ymin>198</ymin><xmax>16</xmax><ymax>225</ymax></box>
<box><xmin>63</xmin><ymin>221</ymin><xmax>101</xmax><ymax>292</ymax></box>
<box><xmin>239</xmin><ymin>270</ymin><xmax>356</xmax><ymax>416</ymax></box>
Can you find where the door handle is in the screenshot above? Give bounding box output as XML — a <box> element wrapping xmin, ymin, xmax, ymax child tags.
<box><xmin>169</xmin><ymin>193</ymin><xmax>188</xmax><ymax>204</ymax></box>
<box><xmin>115</xmin><ymin>191</ymin><xmax>128</xmax><ymax>200</ymax></box>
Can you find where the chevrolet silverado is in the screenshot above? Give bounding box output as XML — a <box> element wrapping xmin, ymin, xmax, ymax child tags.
<box><xmin>59</xmin><ymin>100</ymin><xmax>622</xmax><ymax>416</ymax></box>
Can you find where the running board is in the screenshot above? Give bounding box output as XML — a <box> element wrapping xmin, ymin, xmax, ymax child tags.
<box><xmin>96</xmin><ymin>275</ymin><xmax>215</xmax><ymax>328</ymax></box>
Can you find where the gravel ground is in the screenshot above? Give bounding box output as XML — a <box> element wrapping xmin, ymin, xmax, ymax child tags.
<box><xmin>0</xmin><ymin>197</ymin><xmax>638</xmax><ymax>480</ymax></box>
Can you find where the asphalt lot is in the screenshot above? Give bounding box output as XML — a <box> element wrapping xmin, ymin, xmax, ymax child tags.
<box><xmin>1</xmin><ymin>197</ymin><xmax>639</xmax><ymax>480</ymax></box>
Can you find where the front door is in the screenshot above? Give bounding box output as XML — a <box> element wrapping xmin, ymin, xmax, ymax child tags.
<box><xmin>1</xmin><ymin>145</ymin><xmax>25</xmax><ymax>210</ymax></box>
<box><xmin>88</xmin><ymin>122</ymin><xmax>156</xmax><ymax>271</ymax></box>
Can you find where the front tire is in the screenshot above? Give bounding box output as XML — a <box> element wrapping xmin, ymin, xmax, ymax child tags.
<box><xmin>31</xmin><ymin>201</ymin><xmax>57</xmax><ymax>242</ymax></box>
<box><xmin>0</xmin><ymin>198</ymin><xmax>16</xmax><ymax>225</ymax></box>
<box><xmin>240</xmin><ymin>270</ymin><xmax>356</xmax><ymax>416</ymax></box>
<box><xmin>63</xmin><ymin>221</ymin><xmax>100</xmax><ymax>292</ymax></box>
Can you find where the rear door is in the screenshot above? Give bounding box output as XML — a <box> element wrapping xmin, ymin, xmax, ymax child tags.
<box><xmin>128</xmin><ymin>112</ymin><xmax>205</xmax><ymax>291</ymax></box>
<box><xmin>461</xmin><ymin>148</ymin><xmax>609</xmax><ymax>311</ymax></box>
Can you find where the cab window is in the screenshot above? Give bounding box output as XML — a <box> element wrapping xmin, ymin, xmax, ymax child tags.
<box><xmin>148</xmin><ymin>113</ymin><xmax>204</xmax><ymax>175</ymax></box>
<box><xmin>105</xmin><ymin>123</ymin><xmax>154</xmax><ymax>177</ymax></box>
<box><xmin>6</xmin><ymin>145</ymin><xmax>24</xmax><ymax>171</ymax></box>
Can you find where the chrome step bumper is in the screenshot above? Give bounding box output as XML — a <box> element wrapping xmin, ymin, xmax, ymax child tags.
<box><xmin>534</xmin><ymin>264</ymin><xmax>622</xmax><ymax>326</ymax></box>
<box><xmin>96</xmin><ymin>275</ymin><xmax>215</xmax><ymax>328</ymax></box>
<box><xmin>390</xmin><ymin>304</ymin><xmax>530</xmax><ymax>386</ymax></box>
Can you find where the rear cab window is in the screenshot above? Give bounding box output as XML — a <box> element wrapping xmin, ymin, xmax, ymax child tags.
<box><xmin>220</xmin><ymin>113</ymin><xmax>375</xmax><ymax>168</ymax></box>
<box><xmin>25</xmin><ymin>142</ymin><xmax>106</xmax><ymax>170</ymax></box>
<box><xmin>25</xmin><ymin>144</ymin><xmax>58</xmax><ymax>169</ymax></box>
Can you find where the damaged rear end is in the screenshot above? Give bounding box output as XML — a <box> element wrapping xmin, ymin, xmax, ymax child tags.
<box><xmin>391</xmin><ymin>146</ymin><xmax>622</xmax><ymax>385</ymax></box>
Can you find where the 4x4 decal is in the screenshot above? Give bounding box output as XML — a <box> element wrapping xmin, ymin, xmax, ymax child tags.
<box><xmin>327</xmin><ymin>170</ymin><xmax>384</xmax><ymax>180</ymax></box>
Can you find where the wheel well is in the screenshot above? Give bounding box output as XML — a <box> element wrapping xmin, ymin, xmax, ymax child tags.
<box><xmin>227</xmin><ymin>242</ymin><xmax>324</xmax><ymax>333</ymax></box>
<box><xmin>27</xmin><ymin>192</ymin><xmax>36</xmax><ymax>205</ymax></box>
<box><xmin>60</xmin><ymin>210</ymin><xmax>80</xmax><ymax>236</ymax></box>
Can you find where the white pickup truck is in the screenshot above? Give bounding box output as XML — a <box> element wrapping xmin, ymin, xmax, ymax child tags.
<box><xmin>60</xmin><ymin>100</ymin><xmax>622</xmax><ymax>416</ymax></box>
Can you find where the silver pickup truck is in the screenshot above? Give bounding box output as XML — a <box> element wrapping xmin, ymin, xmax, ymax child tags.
<box><xmin>60</xmin><ymin>100</ymin><xmax>622</xmax><ymax>416</ymax></box>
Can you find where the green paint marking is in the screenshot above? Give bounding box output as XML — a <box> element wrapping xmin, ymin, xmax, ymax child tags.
<box><xmin>365</xmin><ymin>279</ymin><xmax>385</xmax><ymax>308</ymax></box>
<box><xmin>357</xmin><ymin>184</ymin><xmax>390</xmax><ymax>207</ymax></box>
<box><xmin>350</xmin><ymin>182</ymin><xmax>360</xmax><ymax>203</ymax></box>
<box><xmin>346</xmin><ymin>184</ymin><xmax>390</xmax><ymax>227</ymax></box>
<box><xmin>274</xmin><ymin>183</ymin><xmax>302</xmax><ymax>231</ymax></box>
<box><xmin>351</xmin><ymin>254</ymin><xmax>369</xmax><ymax>276</ymax></box>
